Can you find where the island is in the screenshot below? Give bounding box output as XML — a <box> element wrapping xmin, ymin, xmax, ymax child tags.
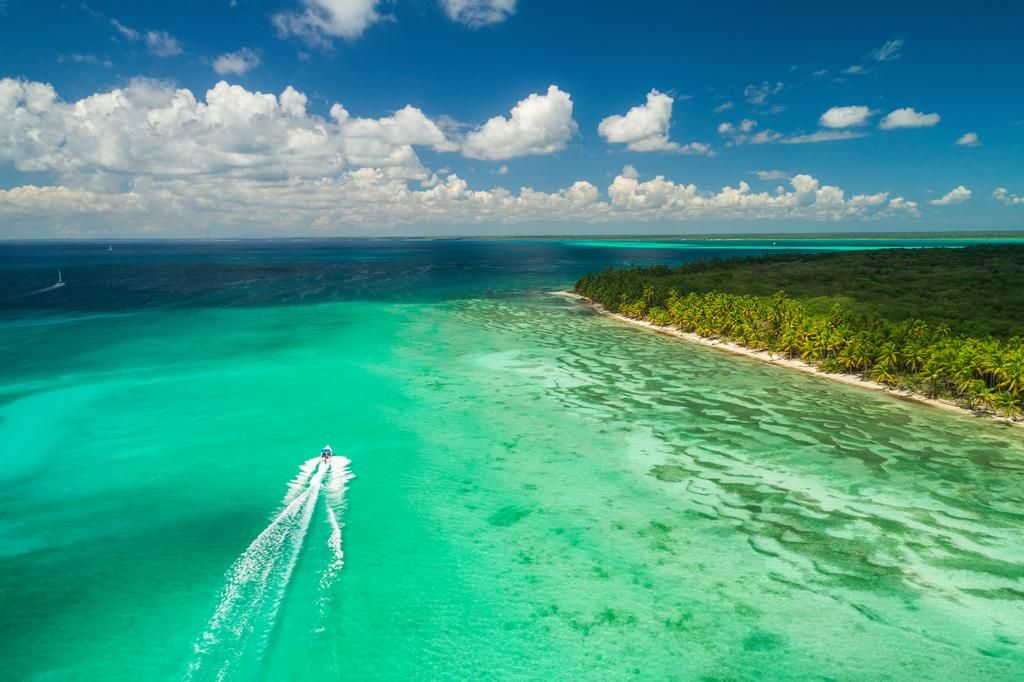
<box><xmin>574</xmin><ymin>245</ymin><xmax>1024</xmax><ymax>422</ymax></box>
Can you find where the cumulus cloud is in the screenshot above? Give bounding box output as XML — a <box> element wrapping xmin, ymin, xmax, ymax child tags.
<box><xmin>930</xmin><ymin>186</ymin><xmax>971</xmax><ymax>205</ymax></box>
<box><xmin>879</xmin><ymin>107</ymin><xmax>941</xmax><ymax>129</ymax></box>
<box><xmin>992</xmin><ymin>188</ymin><xmax>1024</xmax><ymax>205</ymax></box>
<box><xmin>274</xmin><ymin>0</ymin><xmax>384</xmax><ymax>44</ymax></box>
<box><xmin>718</xmin><ymin>119</ymin><xmax>757</xmax><ymax>135</ymax></box>
<box><xmin>820</xmin><ymin>106</ymin><xmax>872</xmax><ymax>128</ymax></box>
<box><xmin>0</xmin><ymin>79</ymin><xmax>925</xmax><ymax>236</ymax></box>
<box><xmin>599</xmin><ymin>90</ymin><xmax>674</xmax><ymax>151</ymax></box>
<box><xmin>440</xmin><ymin>0</ymin><xmax>515</xmax><ymax>27</ymax></box>
<box><xmin>713</xmin><ymin>101</ymin><xmax>734</xmax><ymax>113</ymax></box>
<box><xmin>0</xmin><ymin>185</ymin><xmax>145</xmax><ymax>215</ymax></box>
<box><xmin>0</xmin><ymin>77</ymin><xmax>453</xmax><ymax>181</ymax></box>
<box><xmin>955</xmin><ymin>131</ymin><xmax>980</xmax><ymax>147</ymax></box>
<box><xmin>0</xmin><ymin>169</ymin><xmax>920</xmax><ymax>237</ymax></box>
<box><xmin>870</xmin><ymin>39</ymin><xmax>904</xmax><ymax>62</ymax></box>
<box><xmin>213</xmin><ymin>48</ymin><xmax>261</xmax><ymax>75</ymax></box>
<box><xmin>888</xmin><ymin>196</ymin><xmax>920</xmax><ymax>216</ymax></box>
<box><xmin>600</xmin><ymin>172</ymin><xmax>917</xmax><ymax>222</ymax></box>
<box><xmin>597</xmin><ymin>89</ymin><xmax>712</xmax><ymax>155</ymax></box>
<box><xmin>743</xmin><ymin>81</ymin><xmax>783</xmax><ymax>105</ymax></box>
<box><xmin>462</xmin><ymin>85</ymin><xmax>577</xmax><ymax>160</ymax></box>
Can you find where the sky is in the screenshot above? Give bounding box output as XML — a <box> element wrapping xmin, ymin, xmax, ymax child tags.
<box><xmin>0</xmin><ymin>0</ymin><xmax>1022</xmax><ymax>237</ymax></box>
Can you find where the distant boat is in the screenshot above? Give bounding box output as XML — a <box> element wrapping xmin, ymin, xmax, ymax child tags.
<box><xmin>54</xmin><ymin>270</ymin><xmax>65</xmax><ymax>288</ymax></box>
<box><xmin>108</xmin><ymin>244</ymin><xmax>113</xmax><ymax>252</ymax></box>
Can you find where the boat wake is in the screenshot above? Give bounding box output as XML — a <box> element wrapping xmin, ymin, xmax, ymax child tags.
<box><xmin>2</xmin><ymin>283</ymin><xmax>65</xmax><ymax>300</ymax></box>
<box><xmin>185</xmin><ymin>457</ymin><xmax>354</xmax><ymax>680</ymax></box>
<box><xmin>319</xmin><ymin>457</ymin><xmax>354</xmax><ymax>624</ymax></box>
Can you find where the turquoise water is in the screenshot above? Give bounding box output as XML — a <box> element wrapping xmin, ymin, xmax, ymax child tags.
<box><xmin>2</xmin><ymin>239</ymin><xmax>1023</xmax><ymax>680</ymax></box>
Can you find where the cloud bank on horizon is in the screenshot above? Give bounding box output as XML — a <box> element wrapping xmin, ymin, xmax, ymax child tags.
<box><xmin>0</xmin><ymin>0</ymin><xmax>1021</xmax><ymax>236</ymax></box>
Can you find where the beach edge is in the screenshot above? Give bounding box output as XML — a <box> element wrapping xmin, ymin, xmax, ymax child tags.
<box><xmin>554</xmin><ymin>290</ymin><xmax>1023</xmax><ymax>430</ymax></box>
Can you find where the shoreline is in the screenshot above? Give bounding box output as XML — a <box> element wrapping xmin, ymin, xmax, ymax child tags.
<box><xmin>554</xmin><ymin>291</ymin><xmax>1023</xmax><ymax>429</ymax></box>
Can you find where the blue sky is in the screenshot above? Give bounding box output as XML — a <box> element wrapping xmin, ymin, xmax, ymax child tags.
<box><xmin>0</xmin><ymin>0</ymin><xmax>1022</xmax><ymax>236</ymax></box>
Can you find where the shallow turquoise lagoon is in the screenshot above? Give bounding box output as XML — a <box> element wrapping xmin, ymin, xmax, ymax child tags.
<box><xmin>1</xmin><ymin>239</ymin><xmax>1022</xmax><ymax>680</ymax></box>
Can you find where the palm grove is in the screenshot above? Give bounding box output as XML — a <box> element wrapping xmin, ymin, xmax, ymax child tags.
<box><xmin>574</xmin><ymin>246</ymin><xmax>1024</xmax><ymax>419</ymax></box>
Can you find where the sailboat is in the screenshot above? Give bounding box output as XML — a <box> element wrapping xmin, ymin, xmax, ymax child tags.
<box><xmin>108</xmin><ymin>244</ymin><xmax>113</xmax><ymax>252</ymax></box>
<box><xmin>54</xmin><ymin>270</ymin><xmax>65</xmax><ymax>288</ymax></box>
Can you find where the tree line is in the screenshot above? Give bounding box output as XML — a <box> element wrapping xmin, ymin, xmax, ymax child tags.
<box><xmin>575</xmin><ymin>248</ymin><xmax>1024</xmax><ymax>419</ymax></box>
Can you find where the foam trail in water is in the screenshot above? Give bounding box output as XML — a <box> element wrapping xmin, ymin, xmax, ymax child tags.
<box><xmin>186</xmin><ymin>462</ymin><xmax>326</xmax><ymax>681</ymax></box>
<box><xmin>319</xmin><ymin>457</ymin><xmax>354</xmax><ymax>622</ymax></box>
<box><xmin>325</xmin><ymin>456</ymin><xmax>354</xmax><ymax>509</ymax></box>
<box><xmin>2</xmin><ymin>283</ymin><xmax>64</xmax><ymax>300</ymax></box>
<box><xmin>282</xmin><ymin>458</ymin><xmax>319</xmax><ymax>508</ymax></box>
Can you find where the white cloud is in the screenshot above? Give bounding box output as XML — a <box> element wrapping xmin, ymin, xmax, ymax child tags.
<box><xmin>720</xmin><ymin>118</ymin><xmax>864</xmax><ymax>145</ymax></box>
<box><xmin>597</xmin><ymin>89</ymin><xmax>712</xmax><ymax>155</ymax></box>
<box><xmin>496</xmin><ymin>164</ymin><xmax>509</xmax><ymax>175</ymax></box>
<box><xmin>145</xmin><ymin>31</ymin><xmax>183</xmax><ymax>57</ymax></box>
<box><xmin>602</xmin><ymin>172</ymin><xmax>916</xmax><ymax>222</ymax></box>
<box><xmin>110</xmin><ymin>18</ymin><xmax>140</xmax><ymax>41</ymax></box>
<box><xmin>888</xmin><ymin>196</ymin><xmax>920</xmax><ymax>216</ymax></box>
<box><xmin>462</xmin><ymin>85</ymin><xmax>577</xmax><ymax>160</ymax></box>
<box><xmin>274</xmin><ymin>0</ymin><xmax>384</xmax><ymax>44</ymax></box>
<box><xmin>713</xmin><ymin>101</ymin><xmax>734</xmax><ymax>113</ymax></box>
<box><xmin>0</xmin><ymin>185</ymin><xmax>145</xmax><ymax>215</ymax></box>
<box><xmin>930</xmin><ymin>185</ymin><xmax>971</xmax><ymax>205</ymax></box>
<box><xmin>993</xmin><ymin>188</ymin><xmax>1024</xmax><ymax>205</ymax></box>
<box><xmin>0</xmin><ymin>170</ymin><xmax>920</xmax><ymax>237</ymax></box>
<box><xmin>718</xmin><ymin>119</ymin><xmax>756</xmax><ymax>135</ymax></box>
<box><xmin>743</xmin><ymin>81</ymin><xmax>783</xmax><ymax>105</ymax></box>
<box><xmin>719</xmin><ymin>115</ymin><xmax>867</xmax><ymax>145</ymax></box>
<box><xmin>678</xmin><ymin>142</ymin><xmax>715</xmax><ymax>156</ymax></box>
<box><xmin>440</xmin><ymin>0</ymin><xmax>515</xmax><ymax>27</ymax></box>
<box><xmin>955</xmin><ymin>132</ymin><xmax>980</xmax><ymax>147</ymax></box>
<box><xmin>58</xmin><ymin>53</ymin><xmax>113</xmax><ymax>67</ymax></box>
<box><xmin>107</xmin><ymin>18</ymin><xmax>182</xmax><ymax>57</ymax></box>
<box><xmin>842</xmin><ymin>65</ymin><xmax>865</xmax><ymax>75</ymax></box>
<box><xmin>599</xmin><ymin>90</ymin><xmax>673</xmax><ymax>151</ymax></box>
<box><xmin>718</xmin><ymin>119</ymin><xmax>783</xmax><ymax>146</ymax></box>
<box><xmin>820</xmin><ymin>106</ymin><xmax>873</xmax><ymax>128</ymax></box>
<box><xmin>870</xmin><ymin>39</ymin><xmax>904</xmax><ymax>62</ymax></box>
<box><xmin>754</xmin><ymin>170</ymin><xmax>788</xmax><ymax>181</ymax></box>
<box><xmin>213</xmin><ymin>48</ymin><xmax>261</xmax><ymax>75</ymax></box>
<box><xmin>0</xmin><ymin>79</ymin><xmax>925</xmax><ymax>236</ymax></box>
<box><xmin>0</xmin><ymin>77</ymin><xmax>453</xmax><ymax>181</ymax></box>
<box><xmin>781</xmin><ymin>131</ymin><xmax>866</xmax><ymax>144</ymax></box>
<box><xmin>879</xmin><ymin>107</ymin><xmax>941</xmax><ymax>130</ymax></box>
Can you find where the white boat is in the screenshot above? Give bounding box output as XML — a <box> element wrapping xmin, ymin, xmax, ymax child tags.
<box><xmin>54</xmin><ymin>270</ymin><xmax>65</xmax><ymax>288</ymax></box>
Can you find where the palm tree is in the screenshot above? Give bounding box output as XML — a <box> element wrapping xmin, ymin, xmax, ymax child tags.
<box><xmin>994</xmin><ymin>391</ymin><xmax>1023</xmax><ymax>419</ymax></box>
<box><xmin>997</xmin><ymin>351</ymin><xmax>1024</xmax><ymax>397</ymax></box>
<box><xmin>972</xmin><ymin>382</ymin><xmax>997</xmax><ymax>412</ymax></box>
<box><xmin>871</xmin><ymin>360</ymin><xmax>897</xmax><ymax>386</ymax></box>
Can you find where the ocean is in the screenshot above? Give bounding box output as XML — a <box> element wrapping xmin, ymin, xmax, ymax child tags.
<box><xmin>2</xmin><ymin>238</ymin><xmax>1022</xmax><ymax>680</ymax></box>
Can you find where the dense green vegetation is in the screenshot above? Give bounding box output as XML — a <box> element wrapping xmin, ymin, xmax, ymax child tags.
<box><xmin>575</xmin><ymin>246</ymin><xmax>1024</xmax><ymax>419</ymax></box>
